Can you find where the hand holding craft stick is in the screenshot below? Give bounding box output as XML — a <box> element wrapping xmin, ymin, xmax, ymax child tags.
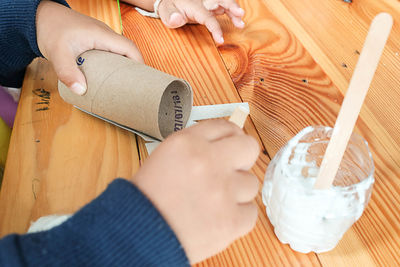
<box><xmin>313</xmin><ymin>13</ymin><xmax>393</xmax><ymax>190</ymax></box>
<box><xmin>132</xmin><ymin>118</ymin><xmax>259</xmax><ymax>263</ymax></box>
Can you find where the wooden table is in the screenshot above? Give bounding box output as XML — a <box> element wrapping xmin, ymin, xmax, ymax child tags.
<box><xmin>1</xmin><ymin>0</ymin><xmax>399</xmax><ymax>265</ymax></box>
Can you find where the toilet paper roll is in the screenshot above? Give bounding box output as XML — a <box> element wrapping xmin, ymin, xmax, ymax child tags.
<box><xmin>58</xmin><ymin>50</ymin><xmax>193</xmax><ymax>140</ymax></box>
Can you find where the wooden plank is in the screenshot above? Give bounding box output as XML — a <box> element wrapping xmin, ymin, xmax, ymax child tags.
<box><xmin>69</xmin><ymin>0</ymin><xmax>122</xmax><ymax>31</ymax></box>
<box><xmin>217</xmin><ymin>0</ymin><xmax>400</xmax><ymax>265</ymax></box>
<box><xmin>265</xmin><ymin>0</ymin><xmax>400</xmax><ymax>162</ymax></box>
<box><xmin>0</xmin><ymin>0</ymin><xmax>140</xmax><ymax>236</ymax></box>
<box><xmin>217</xmin><ymin>0</ymin><xmax>341</xmax><ymax>154</ymax></box>
<box><xmin>121</xmin><ymin>4</ymin><xmax>321</xmax><ymax>266</ymax></box>
<box><xmin>264</xmin><ymin>1</ymin><xmax>400</xmax><ymax>266</ymax></box>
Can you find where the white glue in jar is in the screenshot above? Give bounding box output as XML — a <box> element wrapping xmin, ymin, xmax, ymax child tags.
<box><xmin>262</xmin><ymin>126</ymin><xmax>374</xmax><ymax>253</ymax></box>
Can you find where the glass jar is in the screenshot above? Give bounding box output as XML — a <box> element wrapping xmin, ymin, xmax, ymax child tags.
<box><xmin>262</xmin><ymin>126</ymin><xmax>374</xmax><ymax>253</ymax></box>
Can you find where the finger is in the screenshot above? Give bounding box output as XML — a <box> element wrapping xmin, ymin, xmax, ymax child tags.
<box><xmin>94</xmin><ymin>29</ymin><xmax>144</xmax><ymax>63</ymax></box>
<box><xmin>208</xmin><ymin>5</ymin><xmax>244</xmax><ymax>28</ymax></box>
<box><xmin>185</xmin><ymin>119</ymin><xmax>244</xmax><ymax>141</ymax></box>
<box><xmin>203</xmin><ymin>0</ymin><xmax>219</xmax><ymax>10</ymax></box>
<box><xmin>193</xmin><ymin>9</ymin><xmax>224</xmax><ymax>43</ymax></box>
<box><xmin>217</xmin><ymin>0</ymin><xmax>244</xmax><ymax>17</ymax></box>
<box><xmin>232</xmin><ymin>203</ymin><xmax>258</xmax><ymax>238</ymax></box>
<box><xmin>226</xmin><ymin>10</ymin><xmax>245</xmax><ymax>28</ymax></box>
<box><xmin>158</xmin><ymin>1</ymin><xmax>187</xmax><ymax>28</ymax></box>
<box><xmin>229</xmin><ymin>171</ymin><xmax>259</xmax><ymax>203</ymax></box>
<box><xmin>51</xmin><ymin>48</ymin><xmax>87</xmax><ymax>95</ymax></box>
<box><xmin>213</xmin><ymin>134</ymin><xmax>260</xmax><ymax>170</ymax></box>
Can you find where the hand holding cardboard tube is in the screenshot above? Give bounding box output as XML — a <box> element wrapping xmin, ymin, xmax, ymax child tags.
<box><xmin>58</xmin><ymin>50</ymin><xmax>193</xmax><ymax>140</ymax></box>
<box><xmin>36</xmin><ymin>0</ymin><xmax>143</xmax><ymax>96</ymax></box>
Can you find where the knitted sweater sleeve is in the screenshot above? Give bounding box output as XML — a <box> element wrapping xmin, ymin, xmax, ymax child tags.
<box><xmin>0</xmin><ymin>179</ymin><xmax>190</xmax><ymax>266</ymax></box>
<box><xmin>0</xmin><ymin>0</ymin><xmax>69</xmax><ymax>87</ymax></box>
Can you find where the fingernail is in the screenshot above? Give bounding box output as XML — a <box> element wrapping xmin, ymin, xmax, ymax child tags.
<box><xmin>238</xmin><ymin>20</ymin><xmax>245</xmax><ymax>28</ymax></box>
<box><xmin>238</xmin><ymin>8</ymin><xmax>245</xmax><ymax>15</ymax></box>
<box><xmin>70</xmin><ymin>83</ymin><xmax>86</xmax><ymax>95</ymax></box>
<box><xmin>169</xmin><ymin>12</ymin><xmax>185</xmax><ymax>26</ymax></box>
<box><xmin>204</xmin><ymin>1</ymin><xmax>219</xmax><ymax>10</ymax></box>
<box><xmin>218</xmin><ymin>36</ymin><xmax>224</xmax><ymax>44</ymax></box>
<box><xmin>170</xmin><ymin>12</ymin><xmax>179</xmax><ymax>19</ymax></box>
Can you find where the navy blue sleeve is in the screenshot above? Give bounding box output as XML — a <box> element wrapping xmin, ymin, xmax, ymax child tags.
<box><xmin>0</xmin><ymin>179</ymin><xmax>189</xmax><ymax>266</ymax></box>
<box><xmin>0</xmin><ymin>0</ymin><xmax>69</xmax><ymax>87</ymax></box>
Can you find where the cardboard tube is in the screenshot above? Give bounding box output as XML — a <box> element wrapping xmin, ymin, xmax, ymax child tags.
<box><xmin>58</xmin><ymin>50</ymin><xmax>193</xmax><ymax>140</ymax></box>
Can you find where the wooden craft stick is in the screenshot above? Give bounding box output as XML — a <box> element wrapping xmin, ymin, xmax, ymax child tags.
<box><xmin>313</xmin><ymin>13</ymin><xmax>393</xmax><ymax>190</ymax></box>
<box><xmin>229</xmin><ymin>106</ymin><xmax>249</xmax><ymax>129</ymax></box>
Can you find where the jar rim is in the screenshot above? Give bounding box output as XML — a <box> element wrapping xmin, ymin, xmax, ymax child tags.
<box><xmin>279</xmin><ymin>125</ymin><xmax>375</xmax><ymax>191</ymax></box>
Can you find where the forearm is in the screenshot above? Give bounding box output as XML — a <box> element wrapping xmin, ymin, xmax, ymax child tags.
<box><xmin>0</xmin><ymin>0</ymin><xmax>69</xmax><ymax>87</ymax></box>
<box><xmin>0</xmin><ymin>179</ymin><xmax>189</xmax><ymax>266</ymax></box>
<box><xmin>122</xmin><ymin>0</ymin><xmax>155</xmax><ymax>12</ymax></box>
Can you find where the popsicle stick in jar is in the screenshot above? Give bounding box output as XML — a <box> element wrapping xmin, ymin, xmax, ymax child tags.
<box><xmin>313</xmin><ymin>13</ymin><xmax>393</xmax><ymax>190</ymax></box>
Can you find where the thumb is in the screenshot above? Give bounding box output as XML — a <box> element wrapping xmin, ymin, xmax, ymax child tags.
<box><xmin>158</xmin><ymin>2</ymin><xmax>187</xmax><ymax>28</ymax></box>
<box><xmin>51</xmin><ymin>49</ymin><xmax>87</xmax><ymax>96</ymax></box>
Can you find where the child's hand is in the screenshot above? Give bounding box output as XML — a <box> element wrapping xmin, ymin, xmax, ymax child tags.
<box><xmin>158</xmin><ymin>0</ymin><xmax>245</xmax><ymax>44</ymax></box>
<box><xmin>36</xmin><ymin>1</ymin><xmax>143</xmax><ymax>95</ymax></box>
<box><xmin>124</xmin><ymin>0</ymin><xmax>244</xmax><ymax>44</ymax></box>
<box><xmin>131</xmin><ymin>119</ymin><xmax>259</xmax><ymax>263</ymax></box>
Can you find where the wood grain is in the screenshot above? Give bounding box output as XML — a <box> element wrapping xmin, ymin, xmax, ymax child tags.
<box><xmin>69</xmin><ymin>0</ymin><xmax>122</xmax><ymax>31</ymax></box>
<box><xmin>218</xmin><ymin>0</ymin><xmax>342</xmax><ymax>154</ymax></box>
<box><xmin>0</xmin><ymin>0</ymin><xmax>140</xmax><ymax>236</ymax></box>
<box><xmin>266</xmin><ymin>0</ymin><xmax>400</xmax><ymax>163</ymax></box>
<box><xmin>218</xmin><ymin>0</ymin><xmax>400</xmax><ymax>265</ymax></box>
<box><xmin>121</xmin><ymin>4</ymin><xmax>321</xmax><ymax>266</ymax></box>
